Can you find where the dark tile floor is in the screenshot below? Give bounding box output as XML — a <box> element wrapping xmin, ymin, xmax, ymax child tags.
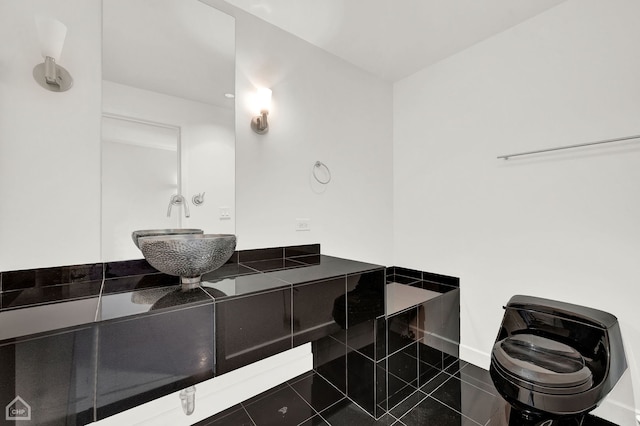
<box><xmin>194</xmin><ymin>361</ymin><xmax>616</xmax><ymax>426</ymax></box>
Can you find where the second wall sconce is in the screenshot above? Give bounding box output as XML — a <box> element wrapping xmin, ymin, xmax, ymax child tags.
<box><xmin>251</xmin><ymin>87</ymin><xmax>272</xmax><ymax>134</ymax></box>
<box><xmin>33</xmin><ymin>16</ymin><xmax>73</xmax><ymax>92</ymax></box>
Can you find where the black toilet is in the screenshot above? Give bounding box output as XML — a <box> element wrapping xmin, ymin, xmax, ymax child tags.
<box><xmin>490</xmin><ymin>295</ymin><xmax>627</xmax><ymax>425</ymax></box>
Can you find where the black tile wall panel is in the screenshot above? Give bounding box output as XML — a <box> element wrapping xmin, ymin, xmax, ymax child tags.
<box><xmin>345</xmin><ymin>270</ymin><xmax>385</xmax><ymax>329</ymax></box>
<box><xmin>293</xmin><ymin>277</ymin><xmax>344</xmax><ymax>346</ymax></box>
<box><xmin>216</xmin><ymin>289</ymin><xmax>292</xmax><ymax>375</ymax></box>
<box><xmin>0</xmin><ymin>326</ymin><xmax>95</xmax><ymax>425</ymax></box>
<box><xmin>95</xmin><ymin>303</ymin><xmax>215</xmax><ymax>419</ymax></box>
<box><xmin>312</xmin><ymin>336</ymin><xmax>346</xmax><ymax>394</ymax></box>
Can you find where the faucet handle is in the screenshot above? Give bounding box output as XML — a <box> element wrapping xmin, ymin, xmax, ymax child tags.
<box><xmin>192</xmin><ymin>192</ymin><xmax>205</xmax><ymax>206</ymax></box>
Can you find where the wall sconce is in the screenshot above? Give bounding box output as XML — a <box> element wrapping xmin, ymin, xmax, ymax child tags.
<box><xmin>33</xmin><ymin>16</ymin><xmax>73</xmax><ymax>92</ymax></box>
<box><xmin>250</xmin><ymin>88</ymin><xmax>272</xmax><ymax>134</ymax></box>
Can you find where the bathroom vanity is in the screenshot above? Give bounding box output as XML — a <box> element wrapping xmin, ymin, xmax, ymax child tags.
<box><xmin>0</xmin><ymin>244</ymin><xmax>460</xmax><ymax>424</ymax></box>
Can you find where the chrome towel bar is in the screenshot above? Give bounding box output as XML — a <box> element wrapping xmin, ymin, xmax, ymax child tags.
<box><xmin>497</xmin><ymin>134</ymin><xmax>640</xmax><ymax>160</ymax></box>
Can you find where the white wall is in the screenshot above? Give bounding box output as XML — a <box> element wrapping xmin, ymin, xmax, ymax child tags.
<box><xmin>0</xmin><ymin>0</ymin><xmax>101</xmax><ymax>270</ymax></box>
<box><xmin>230</xmin><ymin>7</ymin><xmax>394</xmax><ymax>265</ymax></box>
<box><xmin>393</xmin><ymin>0</ymin><xmax>640</xmax><ymax>420</ymax></box>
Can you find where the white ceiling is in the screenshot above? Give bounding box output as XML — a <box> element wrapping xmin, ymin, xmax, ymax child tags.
<box><xmin>223</xmin><ymin>0</ymin><xmax>568</xmax><ymax>82</ymax></box>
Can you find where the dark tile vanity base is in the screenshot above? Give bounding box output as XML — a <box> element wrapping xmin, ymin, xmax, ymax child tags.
<box><xmin>313</xmin><ymin>266</ymin><xmax>460</xmax><ymax>420</ymax></box>
<box><xmin>0</xmin><ymin>245</ymin><xmax>459</xmax><ymax>425</ymax></box>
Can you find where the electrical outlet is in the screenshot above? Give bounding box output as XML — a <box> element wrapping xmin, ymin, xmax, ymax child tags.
<box><xmin>219</xmin><ymin>207</ymin><xmax>231</xmax><ymax>220</ymax></box>
<box><xmin>295</xmin><ymin>218</ymin><xmax>311</xmax><ymax>231</ymax></box>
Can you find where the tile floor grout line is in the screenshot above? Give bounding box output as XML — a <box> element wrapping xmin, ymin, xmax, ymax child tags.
<box><xmin>430</xmin><ymin>395</ymin><xmax>485</xmax><ymax>426</ymax></box>
<box><xmin>240</xmin><ymin>403</ymin><xmax>258</xmax><ymax>426</ymax></box>
<box><xmin>390</xmin><ymin>391</ymin><xmax>431</xmax><ymax>424</ymax></box>
<box><xmin>286</xmin><ymin>382</ymin><xmax>323</xmax><ymax>424</ymax></box>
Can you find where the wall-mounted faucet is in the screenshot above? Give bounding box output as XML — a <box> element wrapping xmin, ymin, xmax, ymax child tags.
<box><xmin>167</xmin><ymin>194</ymin><xmax>190</xmax><ymax>218</ymax></box>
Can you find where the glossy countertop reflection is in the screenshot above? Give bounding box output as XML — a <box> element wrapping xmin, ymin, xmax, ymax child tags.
<box><xmin>0</xmin><ymin>255</ymin><xmax>383</xmax><ymax>343</ymax></box>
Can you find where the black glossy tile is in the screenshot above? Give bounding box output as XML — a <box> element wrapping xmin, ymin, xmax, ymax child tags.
<box><xmin>422</xmin><ymin>271</ymin><xmax>459</xmax><ymax>288</ymax></box>
<box><xmin>216</xmin><ymin>289</ymin><xmax>292</xmax><ymax>374</ymax></box>
<box><xmin>418</xmin><ymin>343</ymin><xmax>442</xmax><ymax>387</ymax></box>
<box><xmin>244</xmin><ymin>385</ymin><xmax>316</xmax><ymax>426</ymax></box>
<box><xmin>313</xmin><ymin>336</ymin><xmax>346</xmax><ymax>394</ymax></box>
<box><xmin>386</xmin><ymin>374</ymin><xmax>418</xmax><ymax>410</ymax></box>
<box><xmin>397</xmin><ymin>395</ymin><xmax>479</xmax><ymax>426</ymax></box>
<box><xmin>443</xmin><ymin>354</ymin><xmax>462</xmax><ymax>372</ymax></box>
<box><xmin>294</xmin><ymin>277</ymin><xmax>345</xmax><ymax>345</ymax></box>
<box><xmin>0</xmin><ymin>297</ymin><xmax>99</xmax><ymax>341</ymax></box>
<box><xmin>202</xmin><ymin>262</ymin><xmax>259</xmax><ymax>281</ymax></box>
<box><xmin>392</xmin><ymin>267</ymin><xmax>422</xmax><ymax>281</ymax></box>
<box><xmin>269</xmin><ymin>257</ymin><xmax>383</xmax><ymax>286</ymax></box>
<box><xmin>1</xmin><ymin>280</ymin><xmax>103</xmax><ymax>310</ymax></box>
<box><xmin>410</xmin><ymin>280</ymin><xmax>456</xmax><ymax>294</ymax></box>
<box><xmin>418</xmin><ymin>342</ymin><xmax>443</xmax><ymax>370</ymax></box>
<box><xmin>387</xmin><ymin>310</ymin><xmax>419</xmax><ymax>355</ymax></box>
<box><xmin>431</xmin><ymin>376</ymin><xmax>503</xmax><ymax>425</ymax></box>
<box><xmin>288</xmin><ymin>254</ymin><xmax>322</xmax><ymax>266</ymax></box>
<box><xmin>389</xmin><ymin>389</ymin><xmax>428</xmax><ymax>420</ymax></box>
<box><xmin>345</xmin><ymin>270</ymin><xmax>385</xmax><ymax>328</ymax></box>
<box><xmin>419</xmin><ymin>371</ymin><xmax>452</xmax><ymax>395</ymax></box>
<box><xmin>387</xmin><ymin>343</ymin><xmax>418</xmax><ymax>388</ymax></box>
<box><xmin>290</xmin><ymin>373</ymin><xmax>344</xmax><ymax>413</ymax></box>
<box><xmin>375</xmin><ymin>361</ymin><xmax>387</xmax><ymax>417</ymax></box>
<box><xmin>2</xmin><ymin>263</ymin><xmax>103</xmax><ymax>292</ymax></box>
<box><xmin>389</xmin><ymin>275</ymin><xmax>420</xmax><ymax>285</ymax></box>
<box><xmin>98</xmin><ymin>287</ymin><xmax>214</xmax><ymax>320</ymax></box>
<box><xmin>345</xmin><ymin>319</ymin><xmax>379</xmax><ymax>361</ymax></box>
<box><xmin>226</xmin><ymin>251</ymin><xmax>239</xmax><ymax>264</ymax></box>
<box><xmin>242</xmin><ymin>258</ymin><xmax>308</xmax><ymax>273</ymax></box>
<box><xmin>320</xmin><ymin>399</ymin><xmax>396</xmax><ymax>425</ymax></box>
<box><xmin>96</xmin><ymin>303</ymin><xmax>215</xmax><ymax>419</ymax></box>
<box><xmin>347</xmin><ymin>350</ymin><xmax>375</xmax><ymax>415</ymax></box>
<box><xmin>239</xmin><ymin>247</ymin><xmax>284</xmax><ymax>263</ymax></box>
<box><xmin>202</xmin><ymin>274</ymin><xmax>290</xmax><ymax>300</ymax></box>
<box><xmin>439</xmin><ymin>289</ymin><xmax>460</xmax><ymax>352</ymax></box>
<box><xmin>285</xmin><ymin>244</ymin><xmax>321</xmax><ymax>258</ymax></box>
<box><xmin>298</xmin><ymin>414</ymin><xmax>331</xmax><ymax>425</ymax></box>
<box><xmin>455</xmin><ymin>363</ymin><xmax>498</xmax><ymax>396</ymax></box>
<box><xmin>102</xmin><ymin>273</ymin><xmax>178</xmax><ymax>295</ymax></box>
<box><xmin>104</xmin><ymin>259</ymin><xmax>156</xmax><ymax>278</ymax></box>
<box><xmin>0</xmin><ymin>326</ymin><xmax>95</xmax><ymax>425</ymax></box>
<box><xmin>193</xmin><ymin>404</ymin><xmax>255</xmax><ymax>426</ymax></box>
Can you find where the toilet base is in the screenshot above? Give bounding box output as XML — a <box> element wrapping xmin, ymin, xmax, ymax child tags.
<box><xmin>507</xmin><ymin>408</ymin><xmax>586</xmax><ymax>426</ymax></box>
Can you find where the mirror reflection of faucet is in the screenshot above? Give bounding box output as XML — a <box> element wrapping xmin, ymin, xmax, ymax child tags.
<box><xmin>167</xmin><ymin>194</ymin><xmax>190</xmax><ymax>218</ymax></box>
<box><xmin>192</xmin><ymin>192</ymin><xmax>205</xmax><ymax>206</ymax></box>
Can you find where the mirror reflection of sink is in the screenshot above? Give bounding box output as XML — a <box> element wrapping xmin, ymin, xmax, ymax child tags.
<box><xmin>131</xmin><ymin>229</ymin><xmax>204</xmax><ymax>248</ymax></box>
<box><xmin>136</xmin><ymin>233</ymin><xmax>236</xmax><ymax>290</ymax></box>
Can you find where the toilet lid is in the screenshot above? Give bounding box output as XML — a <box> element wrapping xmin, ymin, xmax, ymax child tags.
<box><xmin>492</xmin><ymin>334</ymin><xmax>593</xmax><ymax>389</ymax></box>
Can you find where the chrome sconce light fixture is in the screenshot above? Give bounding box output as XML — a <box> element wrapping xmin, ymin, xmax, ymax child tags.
<box><xmin>33</xmin><ymin>16</ymin><xmax>73</xmax><ymax>92</ymax></box>
<box><xmin>250</xmin><ymin>88</ymin><xmax>272</xmax><ymax>134</ymax></box>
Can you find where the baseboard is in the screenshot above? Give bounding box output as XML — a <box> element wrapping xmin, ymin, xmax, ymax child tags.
<box><xmin>459</xmin><ymin>343</ymin><xmax>490</xmax><ymax>370</ymax></box>
<box><xmin>90</xmin><ymin>344</ymin><xmax>313</xmax><ymax>426</ymax></box>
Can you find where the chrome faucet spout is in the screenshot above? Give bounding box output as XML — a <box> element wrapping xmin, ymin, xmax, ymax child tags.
<box><xmin>167</xmin><ymin>194</ymin><xmax>190</xmax><ymax>218</ymax></box>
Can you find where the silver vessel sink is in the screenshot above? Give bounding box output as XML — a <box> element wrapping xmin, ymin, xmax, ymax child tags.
<box><xmin>136</xmin><ymin>233</ymin><xmax>236</xmax><ymax>290</ymax></box>
<box><xmin>131</xmin><ymin>229</ymin><xmax>204</xmax><ymax>248</ymax></box>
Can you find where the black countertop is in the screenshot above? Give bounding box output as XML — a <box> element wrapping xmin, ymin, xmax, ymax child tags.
<box><xmin>0</xmin><ymin>255</ymin><xmax>383</xmax><ymax>342</ymax></box>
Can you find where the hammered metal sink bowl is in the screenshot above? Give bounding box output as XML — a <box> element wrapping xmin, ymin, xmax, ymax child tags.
<box><xmin>136</xmin><ymin>233</ymin><xmax>236</xmax><ymax>290</ymax></box>
<box><xmin>131</xmin><ymin>229</ymin><xmax>204</xmax><ymax>248</ymax></box>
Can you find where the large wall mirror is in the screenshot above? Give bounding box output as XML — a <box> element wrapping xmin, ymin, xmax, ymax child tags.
<box><xmin>101</xmin><ymin>0</ymin><xmax>236</xmax><ymax>261</ymax></box>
